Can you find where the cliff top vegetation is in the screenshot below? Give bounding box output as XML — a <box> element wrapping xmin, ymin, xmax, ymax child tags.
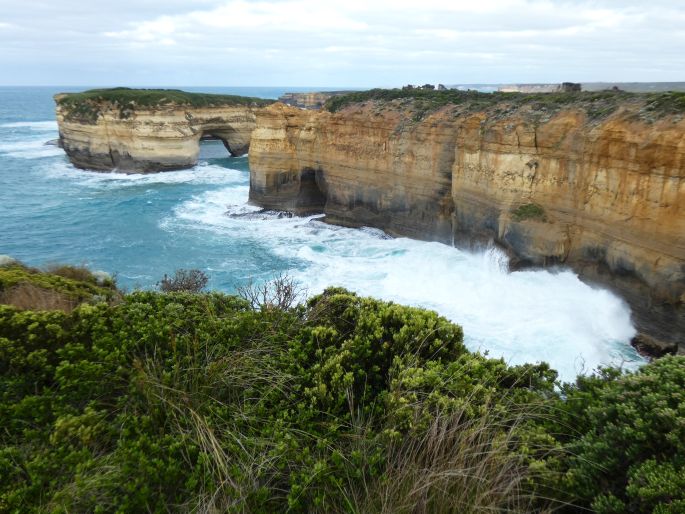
<box><xmin>55</xmin><ymin>87</ymin><xmax>274</xmax><ymax>122</ymax></box>
<box><xmin>0</xmin><ymin>261</ymin><xmax>120</xmax><ymax>311</ymax></box>
<box><xmin>325</xmin><ymin>87</ymin><xmax>685</xmax><ymax>122</ymax></box>
<box><xmin>2</xmin><ymin>261</ymin><xmax>684</xmax><ymax>513</ymax></box>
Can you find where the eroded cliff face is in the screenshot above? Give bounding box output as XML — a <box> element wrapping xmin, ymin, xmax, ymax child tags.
<box><xmin>249</xmin><ymin>100</ymin><xmax>685</xmax><ymax>349</ymax></box>
<box><xmin>55</xmin><ymin>96</ymin><xmax>261</xmax><ymax>172</ymax></box>
<box><xmin>278</xmin><ymin>91</ymin><xmax>355</xmax><ymax>110</ymax></box>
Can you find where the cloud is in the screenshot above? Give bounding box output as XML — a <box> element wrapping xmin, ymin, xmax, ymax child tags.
<box><xmin>105</xmin><ymin>0</ymin><xmax>369</xmax><ymax>46</ymax></box>
<box><xmin>0</xmin><ymin>0</ymin><xmax>683</xmax><ymax>86</ymax></box>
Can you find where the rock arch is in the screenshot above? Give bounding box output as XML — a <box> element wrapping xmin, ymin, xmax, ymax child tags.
<box><xmin>57</xmin><ymin>104</ymin><xmax>260</xmax><ymax>173</ymax></box>
<box><xmin>200</xmin><ymin>125</ymin><xmax>250</xmax><ymax>157</ymax></box>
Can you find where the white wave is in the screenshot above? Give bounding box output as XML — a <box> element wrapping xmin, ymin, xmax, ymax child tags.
<box><xmin>40</xmin><ymin>160</ymin><xmax>247</xmax><ymax>188</ymax></box>
<box><xmin>0</xmin><ymin>138</ymin><xmax>64</xmax><ymax>159</ymax></box>
<box><xmin>168</xmin><ymin>185</ymin><xmax>642</xmax><ymax>382</ymax></box>
<box><xmin>1</xmin><ymin>120</ymin><xmax>58</xmax><ymax>130</ymax></box>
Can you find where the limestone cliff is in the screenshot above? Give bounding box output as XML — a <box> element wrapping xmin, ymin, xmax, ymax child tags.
<box><xmin>55</xmin><ymin>89</ymin><xmax>272</xmax><ymax>172</ymax></box>
<box><xmin>278</xmin><ymin>91</ymin><xmax>355</xmax><ymax>110</ymax></box>
<box><xmin>249</xmin><ymin>92</ymin><xmax>685</xmax><ymax>349</ymax></box>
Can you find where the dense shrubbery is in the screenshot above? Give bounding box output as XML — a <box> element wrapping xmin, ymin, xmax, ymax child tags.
<box><xmin>551</xmin><ymin>359</ymin><xmax>685</xmax><ymax>513</ymax></box>
<box><xmin>1</xmin><ymin>266</ymin><xmax>684</xmax><ymax>512</ymax></box>
<box><xmin>324</xmin><ymin>87</ymin><xmax>685</xmax><ymax>122</ymax></box>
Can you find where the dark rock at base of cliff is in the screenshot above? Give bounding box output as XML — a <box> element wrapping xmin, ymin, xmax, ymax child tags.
<box><xmin>249</xmin><ymin>167</ymin><xmax>327</xmax><ymax>216</ymax></box>
<box><xmin>62</xmin><ymin>145</ymin><xmax>195</xmax><ymax>173</ymax></box>
<box><xmin>631</xmin><ymin>333</ymin><xmax>679</xmax><ymax>358</ymax></box>
<box><xmin>227</xmin><ymin>208</ymin><xmax>294</xmax><ymax>220</ymax></box>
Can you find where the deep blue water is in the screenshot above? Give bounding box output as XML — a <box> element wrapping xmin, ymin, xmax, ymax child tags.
<box><xmin>0</xmin><ymin>86</ymin><xmax>644</xmax><ymax>380</ymax></box>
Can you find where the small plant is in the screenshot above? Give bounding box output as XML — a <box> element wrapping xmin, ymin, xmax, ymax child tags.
<box><xmin>158</xmin><ymin>269</ymin><xmax>209</xmax><ymax>293</ymax></box>
<box><xmin>512</xmin><ymin>203</ymin><xmax>546</xmax><ymax>222</ymax></box>
<box><xmin>236</xmin><ymin>272</ymin><xmax>305</xmax><ymax>311</ymax></box>
<box><xmin>549</xmin><ymin>356</ymin><xmax>685</xmax><ymax>513</ymax></box>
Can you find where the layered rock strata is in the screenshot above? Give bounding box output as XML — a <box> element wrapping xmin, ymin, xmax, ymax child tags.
<box><xmin>278</xmin><ymin>91</ymin><xmax>356</xmax><ymax>110</ymax></box>
<box><xmin>249</xmin><ymin>99</ymin><xmax>685</xmax><ymax>350</ymax></box>
<box><xmin>55</xmin><ymin>94</ymin><xmax>265</xmax><ymax>172</ymax></box>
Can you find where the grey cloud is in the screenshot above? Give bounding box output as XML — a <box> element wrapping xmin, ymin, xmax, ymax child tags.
<box><xmin>0</xmin><ymin>0</ymin><xmax>682</xmax><ymax>86</ymax></box>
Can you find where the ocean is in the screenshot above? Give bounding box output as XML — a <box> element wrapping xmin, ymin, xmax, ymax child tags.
<box><xmin>0</xmin><ymin>86</ymin><xmax>644</xmax><ymax>381</ymax></box>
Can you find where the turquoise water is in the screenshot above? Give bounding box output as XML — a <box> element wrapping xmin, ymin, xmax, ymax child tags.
<box><xmin>0</xmin><ymin>86</ymin><xmax>645</xmax><ymax>381</ymax></box>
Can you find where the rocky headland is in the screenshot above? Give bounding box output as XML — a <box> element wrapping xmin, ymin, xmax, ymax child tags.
<box><xmin>55</xmin><ymin>88</ymin><xmax>273</xmax><ymax>172</ymax></box>
<box><xmin>55</xmin><ymin>88</ymin><xmax>685</xmax><ymax>351</ymax></box>
<box><xmin>248</xmin><ymin>89</ymin><xmax>685</xmax><ymax>351</ymax></box>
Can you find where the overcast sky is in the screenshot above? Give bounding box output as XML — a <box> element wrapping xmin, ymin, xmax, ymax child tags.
<box><xmin>0</xmin><ymin>0</ymin><xmax>683</xmax><ymax>87</ymax></box>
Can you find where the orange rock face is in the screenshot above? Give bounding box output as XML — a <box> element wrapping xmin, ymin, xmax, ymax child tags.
<box><xmin>249</xmin><ymin>100</ymin><xmax>685</xmax><ymax>348</ymax></box>
<box><xmin>56</xmin><ymin>98</ymin><xmax>261</xmax><ymax>173</ymax></box>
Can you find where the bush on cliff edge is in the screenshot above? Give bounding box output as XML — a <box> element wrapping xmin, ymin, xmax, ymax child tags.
<box><xmin>0</xmin><ymin>272</ymin><xmax>559</xmax><ymax>512</ymax></box>
<box><xmin>1</xmin><ymin>265</ymin><xmax>684</xmax><ymax>513</ymax></box>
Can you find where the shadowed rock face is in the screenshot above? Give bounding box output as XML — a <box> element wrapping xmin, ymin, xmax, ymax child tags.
<box><xmin>249</xmin><ymin>101</ymin><xmax>685</xmax><ymax>351</ymax></box>
<box><xmin>55</xmin><ymin>99</ymin><xmax>261</xmax><ymax>173</ymax></box>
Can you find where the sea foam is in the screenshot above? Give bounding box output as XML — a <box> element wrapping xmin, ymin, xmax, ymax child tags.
<box><xmin>13</xmin><ymin>131</ymin><xmax>644</xmax><ymax>382</ymax></box>
<box><xmin>0</xmin><ymin>121</ymin><xmax>58</xmax><ymax>130</ymax></box>
<box><xmin>168</xmin><ymin>185</ymin><xmax>643</xmax><ymax>382</ymax></box>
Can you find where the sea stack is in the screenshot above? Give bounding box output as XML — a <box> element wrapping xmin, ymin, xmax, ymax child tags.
<box><xmin>55</xmin><ymin>88</ymin><xmax>273</xmax><ymax>173</ymax></box>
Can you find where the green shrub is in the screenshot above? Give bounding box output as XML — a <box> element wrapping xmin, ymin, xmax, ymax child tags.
<box><xmin>2</xmin><ymin>266</ymin><xmax>683</xmax><ymax>513</ymax></box>
<box><xmin>0</xmin><ymin>280</ymin><xmax>562</xmax><ymax>512</ymax></box>
<box><xmin>512</xmin><ymin>203</ymin><xmax>546</xmax><ymax>222</ymax></box>
<box><xmin>547</xmin><ymin>357</ymin><xmax>685</xmax><ymax>513</ymax></box>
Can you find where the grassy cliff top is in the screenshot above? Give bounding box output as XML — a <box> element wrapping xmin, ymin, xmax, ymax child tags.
<box><xmin>0</xmin><ymin>261</ymin><xmax>120</xmax><ymax>309</ymax></box>
<box><xmin>55</xmin><ymin>87</ymin><xmax>274</xmax><ymax>121</ymax></box>
<box><xmin>325</xmin><ymin>87</ymin><xmax>685</xmax><ymax>121</ymax></box>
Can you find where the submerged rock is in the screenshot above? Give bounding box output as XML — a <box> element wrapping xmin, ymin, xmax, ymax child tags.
<box><xmin>227</xmin><ymin>208</ymin><xmax>294</xmax><ymax>220</ymax></box>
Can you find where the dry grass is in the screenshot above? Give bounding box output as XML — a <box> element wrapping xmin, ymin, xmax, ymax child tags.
<box><xmin>366</xmin><ymin>410</ymin><xmax>544</xmax><ymax>513</ymax></box>
<box><xmin>45</xmin><ymin>263</ymin><xmax>96</xmax><ymax>283</ymax></box>
<box><xmin>236</xmin><ymin>272</ymin><xmax>306</xmax><ymax>311</ymax></box>
<box><xmin>329</xmin><ymin>389</ymin><xmax>562</xmax><ymax>514</ymax></box>
<box><xmin>158</xmin><ymin>269</ymin><xmax>209</xmax><ymax>293</ymax></box>
<box><xmin>131</xmin><ymin>315</ymin><xmax>296</xmax><ymax>513</ymax></box>
<box><xmin>0</xmin><ymin>283</ymin><xmax>77</xmax><ymax>312</ymax></box>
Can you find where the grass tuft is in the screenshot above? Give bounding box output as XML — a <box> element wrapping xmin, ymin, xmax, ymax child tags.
<box><xmin>512</xmin><ymin>203</ymin><xmax>546</xmax><ymax>222</ymax></box>
<box><xmin>0</xmin><ymin>282</ymin><xmax>78</xmax><ymax>312</ymax></box>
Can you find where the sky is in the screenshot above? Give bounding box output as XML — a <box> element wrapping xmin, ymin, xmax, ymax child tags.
<box><xmin>0</xmin><ymin>0</ymin><xmax>683</xmax><ymax>87</ymax></box>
